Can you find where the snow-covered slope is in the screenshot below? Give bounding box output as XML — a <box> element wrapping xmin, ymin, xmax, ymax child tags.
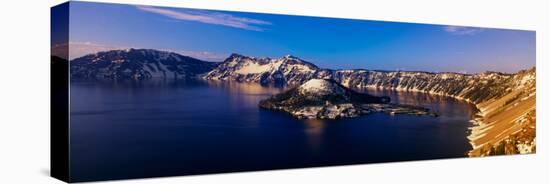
<box><xmin>329</xmin><ymin>69</ymin><xmax>513</xmax><ymax>104</ymax></box>
<box><xmin>70</xmin><ymin>49</ymin><xmax>218</xmax><ymax>80</ymax></box>
<box><xmin>467</xmin><ymin>68</ymin><xmax>536</xmax><ymax>156</ymax></box>
<box><xmin>298</xmin><ymin>79</ymin><xmax>345</xmax><ymax>96</ymax></box>
<box><xmin>203</xmin><ymin>54</ymin><xmax>319</xmax><ymax>85</ymax></box>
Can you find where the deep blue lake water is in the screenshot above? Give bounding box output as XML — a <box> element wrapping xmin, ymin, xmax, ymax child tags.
<box><xmin>69</xmin><ymin>79</ymin><xmax>475</xmax><ymax>182</ymax></box>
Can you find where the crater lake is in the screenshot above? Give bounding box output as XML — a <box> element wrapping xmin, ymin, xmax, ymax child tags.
<box><xmin>69</xmin><ymin>79</ymin><xmax>475</xmax><ymax>182</ymax></box>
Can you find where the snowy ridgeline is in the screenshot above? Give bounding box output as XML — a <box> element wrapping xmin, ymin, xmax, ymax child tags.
<box><xmin>70</xmin><ymin>49</ymin><xmax>218</xmax><ymax>80</ymax></box>
<box><xmin>204</xmin><ymin>53</ymin><xmax>535</xmax><ymax>105</ymax></box>
<box><xmin>69</xmin><ymin>49</ymin><xmax>535</xmax><ymax>106</ymax></box>
<box><xmin>69</xmin><ymin>49</ymin><xmax>536</xmax><ymax>109</ymax></box>
<box><xmin>204</xmin><ymin>54</ymin><xmax>321</xmax><ymax>85</ymax></box>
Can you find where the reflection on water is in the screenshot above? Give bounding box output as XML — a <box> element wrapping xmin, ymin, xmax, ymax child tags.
<box><xmin>304</xmin><ymin>119</ymin><xmax>326</xmax><ymax>152</ymax></box>
<box><xmin>356</xmin><ymin>88</ymin><xmax>478</xmax><ymax>120</ymax></box>
<box><xmin>205</xmin><ymin>80</ymin><xmax>287</xmax><ymax>112</ymax></box>
<box><xmin>205</xmin><ymin>80</ymin><xmax>288</xmax><ymax>95</ymax></box>
<box><xmin>69</xmin><ymin>79</ymin><xmax>475</xmax><ymax>182</ymax></box>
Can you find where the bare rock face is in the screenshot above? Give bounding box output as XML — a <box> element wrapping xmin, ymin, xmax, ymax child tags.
<box><xmin>259</xmin><ymin>79</ymin><xmax>436</xmax><ymax>119</ymax></box>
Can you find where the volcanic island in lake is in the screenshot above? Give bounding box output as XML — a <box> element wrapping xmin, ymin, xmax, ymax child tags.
<box><xmin>259</xmin><ymin>79</ymin><xmax>438</xmax><ymax>119</ymax></box>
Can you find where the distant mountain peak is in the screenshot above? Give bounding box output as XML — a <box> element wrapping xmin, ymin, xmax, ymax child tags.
<box><xmin>70</xmin><ymin>49</ymin><xmax>217</xmax><ymax>80</ymax></box>
<box><xmin>204</xmin><ymin>53</ymin><xmax>321</xmax><ymax>85</ymax></box>
<box><xmin>283</xmin><ymin>54</ymin><xmax>299</xmax><ymax>59</ymax></box>
<box><xmin>226</xmin><ymin>53</ymin><xmax>303</xmax><ymax>62</ymax></box>
<box><xmin>228</xmin><ymin>53</ymin><xmax>245</xmax><ymax>58</ymax></box>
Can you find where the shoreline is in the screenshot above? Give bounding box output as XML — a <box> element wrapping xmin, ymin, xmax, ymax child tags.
<box><xmin>346</xmin><ymin>85</ymin><xmax>534</xmax><ymax>157</ymax></box>
<box><xmin>339</xmin><ymin>85</ymin><xmax>481</xmax><ymax>153</ymax></box>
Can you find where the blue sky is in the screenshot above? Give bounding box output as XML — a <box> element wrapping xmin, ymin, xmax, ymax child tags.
<box><xmin>61</xmin><ymin>1</ymin><xmax>535</xmax><ymax>73</ymax></box>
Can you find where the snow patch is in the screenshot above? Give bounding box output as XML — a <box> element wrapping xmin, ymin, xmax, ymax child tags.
<box><xmin>299</xmin><ymin>79</ymin><xmax>344</xmax><ymax>95</ymax></box>
<box><xmin>235</xmin><ymin>59</ymin><xmax>284</xmax><ymax>74</ymax></box>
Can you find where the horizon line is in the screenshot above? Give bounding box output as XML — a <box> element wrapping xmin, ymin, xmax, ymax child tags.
<box><xmin>52</xmin><ymin>46</ymin><xmax>535</xmax><ymax>75</ymax></box>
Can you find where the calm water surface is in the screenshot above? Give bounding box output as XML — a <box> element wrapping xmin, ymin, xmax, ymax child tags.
<box><xmin>69</xmin><ymin>79</ymin><xmax>476</xmax><ymax>181</ymax></box>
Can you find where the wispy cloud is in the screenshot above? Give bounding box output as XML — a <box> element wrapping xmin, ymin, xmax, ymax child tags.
<box><xmin>159</xmin><ymin>48</ymin><xmax>227</xmax><ymax>61</ymax></box>
<box><xmin>444</xmin><ymin>26</ymin><xmax>484</xmax><ymax>35</ymax></box>
<box><xmin>177</xmin><ymin>50</ymin><xmax>227</xmax><ymax>61</ymax></box>
<box><xmin>52</xmin><ymin>42</ymin><xmax>123</xmax><ymax>60</ymax></box>
<box><xmin>136</xmin><ymin>6</ymin><xmax>271</xmax><ymax>31</ymax></box>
